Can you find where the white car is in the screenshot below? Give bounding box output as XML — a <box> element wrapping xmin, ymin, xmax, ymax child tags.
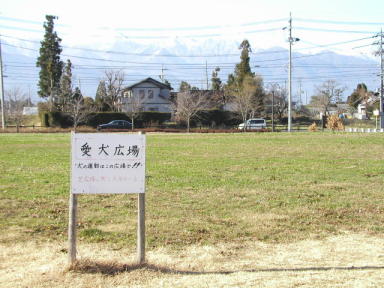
<box><xmin>238</xmin><ymin>118</ymin><xmax>267</xmax><ymax>130</ymax></box>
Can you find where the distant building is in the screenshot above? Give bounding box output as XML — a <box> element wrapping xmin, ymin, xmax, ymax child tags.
<box><xmin>22</xmin><ymin>107</ymin><xmax>38</xmax><ymax>116</ymax></box>
<box><xmin>121</xmin><ymin>78</ymin><xmax>173</xmax><ymax>113</ymax></box>
<box><xmin>356</xmin><ymin>103</ymin><xmax>367</xmax><ymax>120</ymax></box>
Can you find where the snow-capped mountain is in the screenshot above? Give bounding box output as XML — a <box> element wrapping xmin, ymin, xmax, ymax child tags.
<box><xmin>2</xmin><ymin>37</ymin><xmax>380</xmax><ymax>103</ymax></box>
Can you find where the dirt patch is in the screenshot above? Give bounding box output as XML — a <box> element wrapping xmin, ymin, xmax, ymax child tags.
<box><xmin>1</xmin><ymin>232</ymin><xmax>383</xmax><ymax>287</ymax></box>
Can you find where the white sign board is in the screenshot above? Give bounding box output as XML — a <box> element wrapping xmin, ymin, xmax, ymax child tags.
<box><xmin>71</xmin><ymin>133</ymin><xmax>146</xmax><ymax>194</ymax></box>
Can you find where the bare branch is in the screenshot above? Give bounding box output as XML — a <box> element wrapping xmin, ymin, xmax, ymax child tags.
<box><xmin>104</xmin><ymin>70</ymin><xmax>125</xmax><ymax>112</ymax></box>
<box><xmin>5</xmin><ymin>87</ymin><xmax>28</xmax><ymax>127</ymax></box>
<box><xmin>310</xmin><ymin>80</ymin><xmax>345</xmax><ymax>116</ymax></box>
<box><xmin>174</xmin><ymin>91</ymin><xmax>211</xmax><ymax>132</ymax></box>
<box><xmin>125</xmin><ymin>92</ymin><xmax>145</xmax><ymax>130</ymax></box>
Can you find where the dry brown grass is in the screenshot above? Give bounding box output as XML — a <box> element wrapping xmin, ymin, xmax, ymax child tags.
<box><xmin>308</xmin><ymin>122</ymin><xmax>318</xmax><ymax>132</ymax></box>
<box><xmin>326</xmin><ymin>115</ymin><xmax>345</xmax><ymax>131</ymax></box>
<box><xmin>1</xmin><ymin>232</ymin><xmax>383</xmax><ymax>287</ymax></box>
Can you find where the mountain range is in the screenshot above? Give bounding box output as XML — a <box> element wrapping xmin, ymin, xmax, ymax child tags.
<box><xmin>2</xmin><ymin>37</ymin><xmax>381</xmax><ymax>104</ymax></box>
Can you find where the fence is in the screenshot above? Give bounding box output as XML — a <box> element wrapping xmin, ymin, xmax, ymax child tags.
<box><xmin>347</xmin><ymin>128</ymin><xmax>384</xmax><ymax>133</ymax></box>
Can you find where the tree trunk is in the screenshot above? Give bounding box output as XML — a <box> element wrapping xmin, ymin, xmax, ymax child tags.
<box><xmin>187</xmin><ymin>118</ymin><xmax>190</xmax><ymax>133</ymax></box>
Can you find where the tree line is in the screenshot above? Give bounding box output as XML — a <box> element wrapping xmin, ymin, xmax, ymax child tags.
<box><xmin>2</xmin><ymin>15</ymin><xmax>378</xmax><ymax>130</ymax></box>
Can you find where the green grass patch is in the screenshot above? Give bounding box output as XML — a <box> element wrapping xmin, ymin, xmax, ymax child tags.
<box><xmin>1</xmin><ymin>132</ymin><xmax>384</xmax><ymax>248</ymax></box>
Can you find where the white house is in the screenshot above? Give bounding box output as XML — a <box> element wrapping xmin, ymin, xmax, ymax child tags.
<box><xmin>121</xmin><ymin>78</ymin><xmax>173</xmax><ymax>113</ymax></box>
<box><xmin>356</xmin><ymin>103</ymin><xmax>367</xmax><ymax>120</ymax></box>
<box><xmin>22</xmin><ymin>107</ymin><xmax>38</xmax><ymax>115</ymax></box>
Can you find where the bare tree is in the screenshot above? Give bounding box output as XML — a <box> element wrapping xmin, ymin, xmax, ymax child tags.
<box><xmin>265</xmin><ymin>83</ymin><xmax>288</xmax><ymax>122</ymax></box>
<box><xmin>248</xmin><ymin>75</ymin><xmax>265</xmax><ymax>118</ymax></box>
<box><xmin>6</xmin><ymin>87</ymin><xmax>28</xmax><ymax>129</ymax></box>
<box><xmin>310</xmin><ymin>80</ymin><xmax>345</xmax><ymax>116</ymax></box>
<box><xmin>174</xmin><ymin>90</ymin><xmax>211</xmax><ymax>132</ymax></box>
<box><xmin>104</xmin><ymin>70</ymin><xmax>125</xmax><ymax>112</ymax></box>
<box><xmin>226</xmin><ymin>75</ymin><xmax>264</xmax><ymax>129</ymax></box>
<box><xmin>67</xmin><ymin>89</ymin><xmax>96</xmax><ymax>131</ymax></box>
<box><xmin>125</xmin><ymin>93</ymin><xmax>145</xmax><ymax>130</ymax></box>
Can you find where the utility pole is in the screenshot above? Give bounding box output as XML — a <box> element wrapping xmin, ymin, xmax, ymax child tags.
<box><xmin>286</xmin><ymin>13</ymin><xmax>299</xmax><ymax>132</ymax></box>
<box><xmin>271</xmin><ymin>89</ymin><xmax>275</xmax><ymax>132</ymax></box>
<box><xmin>160</xmin><ymin>65</ymin><xmax>165</xmax><ymax>82</ymax></box>
<box><xmin>380</xmin><ymin>29</ymin><xmax>384</xmax><ymax>128</ymax></box>
<box><xmin>297</xmin><ymin>79</ymin><xmax>302</xmax><ymax>108</ymax></box>
<box><xmin>205</xmin><ymin>61</ymin><xmax>209</xmax><ymax>90</ymax></box>
<box><xmin>159</xmin><ymin>65</ymin><xmax>169</xmax><ymax>84</ymax></box>
<box><xmin>0</xmin><ymin>35</ymin><xmax>5</xmax><ymax>129</ymax></box>
<box><xmin>288</xmin><ymin>14</ymin><xmax>292</xmax><ymax>132</ymax></box>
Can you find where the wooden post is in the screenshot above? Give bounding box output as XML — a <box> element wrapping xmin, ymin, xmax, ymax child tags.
<box><xmin>137</xmin><ymin>131</ymin><xmax>146</xmax><ymax>264</ymax></box>
<box><xmin>68</xmin><ymin>193</ymin><xmax>78</xmax><ymax>265</ymax></box>
<box><xmin>137</xmin><ymin>193</ymin><xmax>145</xmax><ymax>264</ymax></box>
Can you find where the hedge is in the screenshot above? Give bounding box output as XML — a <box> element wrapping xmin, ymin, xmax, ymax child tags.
<box><xmin>39</xmin><ymin>112</ymin><xmax>73</xmax><ymax>128</ymax></box>
<box><xmin>193</xmin><ymin>109</ymin><xmax>240</xmax><ymax>128</ymax></box>
<box><xmin>39</xmin><ymin>111</ymin><xmax>172</xmax><ymax>128</ymax></box>
<box><xmin>87</xmin><ymin>112</ymin><xmax>172</xmax><ymax>128</ymax></box>
<box><xmin>86</xmin><ymin>113</ymin><xmax>131</xmax><ymax>127</ymax></box>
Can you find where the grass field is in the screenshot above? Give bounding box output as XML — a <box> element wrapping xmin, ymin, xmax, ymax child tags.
<box><xmin>1</xmin><ymin>132</ymin><xmax>383</xmax><ymax>249</ymax></box>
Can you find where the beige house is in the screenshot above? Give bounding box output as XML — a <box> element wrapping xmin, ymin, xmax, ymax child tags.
<box><xmin>121</xmin><ymin>78</ymin><xmax>173</xmax><ymax>113</ymax></box>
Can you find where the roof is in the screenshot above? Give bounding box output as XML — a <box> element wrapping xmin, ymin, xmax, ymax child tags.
<box><xmin>125</xmin><ymin>77</ymin><xmax>172</xmax><ymax>90</ymax></box>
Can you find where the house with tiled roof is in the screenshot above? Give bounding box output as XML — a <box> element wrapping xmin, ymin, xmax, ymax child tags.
<box><xmin>121</xmin><ymin>77</ymin><xmax>173</xmax><ymax>113</ymax></box>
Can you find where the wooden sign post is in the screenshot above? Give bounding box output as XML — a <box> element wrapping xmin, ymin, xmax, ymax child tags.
<box><xmin>69</xmin><ymin>132</ymin><xmax>146</xmax><ymax>265</ymax></box>
<box><xmin>137</xmin><ymin>192</ymin><xmax>145</xmax><ymax>264</ymax></box>
<box><xmin>68</xmin><ymin>193</ymin><xmax>77</xmax><ymax>264</ymax></box>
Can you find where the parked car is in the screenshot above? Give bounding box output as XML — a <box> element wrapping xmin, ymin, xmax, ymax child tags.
<box><xmin>238</xmin><ymin>118</ymin><xmax>267</xmax><ymax>130</ymax></box>
<box><xmin>97</xmin><ymin>120</ymin><xmax>132</xmax><ymax>130</ymax></box>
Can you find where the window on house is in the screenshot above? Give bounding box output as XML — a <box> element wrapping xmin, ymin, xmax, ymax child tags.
<box><xmin>148</xmin><ymin>90</ymin><xmax>154</xmax><ymax>99</ymax></box>
<box><xmin>139</xmin><ymin>90</ymin><xmax>145</xmax><ymax>99</ymax></box>
<box><xmin>123</xmin><ymin>92</ymin><xmax>129</xmax><ymax>98</ymax></box>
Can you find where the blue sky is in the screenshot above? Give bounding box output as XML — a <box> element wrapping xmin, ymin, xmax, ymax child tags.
<box><xmin>1</xmin><ymin>0</ymin><xmax>384</xmax><ymax>55</ymax></box>
<box><xmin>1</xmin><ymin>0</ymin><xmax>383</xmax><ymax>100</ymax></box>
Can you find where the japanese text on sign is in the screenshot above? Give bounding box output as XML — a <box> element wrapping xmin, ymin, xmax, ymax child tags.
<box><xmin>71</xmin><ymin>133</ymin><xmax>146</xmax><ymax>194</ymax></box>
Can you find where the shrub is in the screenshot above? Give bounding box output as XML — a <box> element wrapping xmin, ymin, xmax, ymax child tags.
<box><xmin>308</xmin><ymin>122</ymin><xmax>318</xmax><ymax>132</ymax></box>
<box><xmin>326</xmin><ymin>115</ymin><xmax>345</xmax><ymax>131</ymax></box>
<box><xmin>86</xmin><ymin>112</ymin><xmax>172</xmax><ymax>128</ymax></box>
<box><xmin>139</xmin><ymin>112</ymin><xmax>172</xmax><ymax>127</ymax></box>
<box><xmin>39</xmin><ymin>112</ymin><xmax>73</xmax><ymax>128</ymax></box>
<box><xmin>86</xmin><ymin>113</ymin><xmax>131</xmax><ymax>128</ymax></box>
<box><xmin>194</xmin><ymin>109</ymin><xmax>240</xmax><ymax>128</ymax></box>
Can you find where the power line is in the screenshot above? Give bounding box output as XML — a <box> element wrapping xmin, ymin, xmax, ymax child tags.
<box><xmin>0</xmin><ymin>15</ymin><xmax>287</xmax><ymax>31</ymax></box>
<box><xmin>295</xmin><ymin>18</ymin><xmax>384</xmax><ymax>26</ymax></box>
<box><xmin>295</xmin><ymin>26</ymin><xmax>377</xmax><ymax>34</ymax></box>
<box><xmin>297</xmin><ymin>36</ymin><xmax>376</xmax><ymax>51</ymax></box>
<box><xmin>3</xmin><ymin>41</ymin><xmax>342</xmax><ymax>65</ymax></box>
<box><xmin>1</xmin><ymin>33</ymin><xmax>376</xmax><ymax>58</ymax></box>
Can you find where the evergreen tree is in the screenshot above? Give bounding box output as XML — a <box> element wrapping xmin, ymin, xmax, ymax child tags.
<box><xmin>347</xmin><ymin>83</ymin><xmax>368</xmax><ymax>108</ymax></box>
<box><xmin>179</xmin><ymin>81</ymin><xmax>192</xmax><ymax>92</ymax></box>
<box><xmin>60</xmin><ymin>59</ymin><xmax>73</xmax><ymax>111</ymax></box>
<box><xmin>225</xmin><ymin>40</ymin><xmax>265</xmax><ymax>120</ymax></box>
<box><xmin>72</xmin><ymin>87</ymin><xmax>83</xmax><ymax>102</ymax></box>
<box><xmin>36</xmin><ymin>15</ymin><xmax>64</xmax><ymax>109</ymax></box>
<box><xmin>211</xmin><ymin>67</ymin><xmax>222</xmax><ymax>91</ymax></box>
<box><xmin>95</xmin><ymin>80</ymin><xmax>109</xmax><ymax>111</ymax></box>
<box><xmin>226</xmin><ymin>73</ymin><xmax>236</xmax><ymax>88</ymax></box>
<box><xmin>234</xmin><ymin>39</ymin><xmax>254</xmax><ymax>85</ymax></box>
